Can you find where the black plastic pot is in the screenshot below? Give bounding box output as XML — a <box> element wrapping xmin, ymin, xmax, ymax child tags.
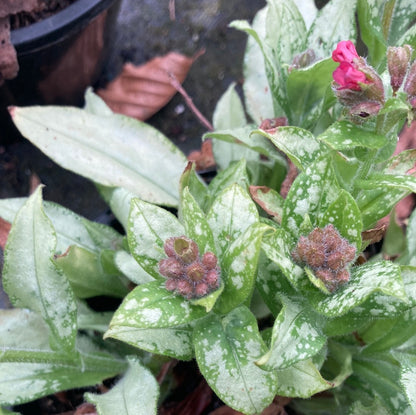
<box><xmin>0</xmin><ymin>0</ymin><xmax>121</xmax><ymax>142</ymax></box>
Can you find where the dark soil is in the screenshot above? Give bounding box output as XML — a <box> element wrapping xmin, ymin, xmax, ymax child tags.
<box><xmin>10</xmin><ymin>0</ymin><xmax>78</xmax><ymax>29</ymax></box>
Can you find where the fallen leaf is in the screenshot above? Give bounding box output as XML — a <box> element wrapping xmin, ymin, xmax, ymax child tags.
<box><xmin>96</xmin><ymin>52</ymin><xmax>198</xmax><ymax>121</ymax></box>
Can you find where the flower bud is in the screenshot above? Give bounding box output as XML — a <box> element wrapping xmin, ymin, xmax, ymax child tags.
<box><xmin>165</xmin><ymin>278</ymin><xmax>178</xmax><ymax>292</ymax></box>
<box><xmin>177</xmin><ymin>280</ymin><xmax>193</xmax><ymax>297</ymax></box>
<box><xmin>158</xmin><ymin>258</ymin><xmax>183</xmax><ymax>278</ymax></box>
<box><xmin>290</xmin><ymin>49</ymin><xmax>316</xmax><ymax>71</ymax></box>
<box><xmin>164</xmin><ymin>237</ymin><xmax>177</xmax><ymax>257</ymax></box>
<box><xmin>259</xmin><ymin>117</ymin><xmax>288</xmax><ymax>130</ymax></box>
<box><xmin>404</xmin><ymin>60</ymin><xmax>416</xmax><ymax>99</ymax></box>
<box><xmin>202</xmin><ymin>252</ymin><xmax>218</xmax><ymax>270</ymax></box>
<box><xmin>387</xmin><ymin>45</ymin><xmax>412</xmax><ymax>93</ymax></box>
<box><xmin>206</xmin><ymin>270</ymin><xmax>219</xmax><ymax>287</ymax></box>
<box><xmin>327</xmin><ymin>251</ymin><xmax>345</xmax><ymax>270</ymax></box>
<box><xmin>186</xmin><ymin>262</ymin><xmax>205</xmax><ymax>281</ymax></box>
<box><xmin>174</xmin><ymin>237</ymin><xmax>199</xmax><ymax>264</ymax></box>
<box><xmin>195</xmin><ymin>282</ymin><xmax>209</xmax><ymax>297</ymax></box>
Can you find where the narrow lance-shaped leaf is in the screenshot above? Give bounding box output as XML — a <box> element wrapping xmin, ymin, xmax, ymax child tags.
<box><xmin>2</xmin><ymin>187</ymin><xmax>77</xmax><ymax>352</ymax></box>
<box><xmin>10</xmin><ymin>106</ymin><xmax>187</xmax><ymax>206</ymax></box>
<box><xmin>193</xmin><ymin>307</ymin><xmax>278</xmax><ymax>415</ymax></box>
<box><xmin>128</xmin><ymin>198</ymin><xmax>184</xmax><ymax>279</ymax></box>
<box><xmin>86</xmin><ymin>357</ymin><xmax>159</xmax><ymax>415</ymax></box>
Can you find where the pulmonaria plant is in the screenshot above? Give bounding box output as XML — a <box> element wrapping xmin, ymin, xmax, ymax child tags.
<box><xmin>3</xmin><ymin>2</ymin><xmax>416</xmax><ymax>415</ymax></box>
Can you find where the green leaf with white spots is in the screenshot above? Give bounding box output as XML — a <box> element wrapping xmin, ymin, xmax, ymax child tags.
<box><xmin>2</xmin><ymin>187</ymin><xmax>77</xmax><ymax>353</ymax></box>
<box><xmin>108</xmin><ymin>281</ymin><xmax>206</xmax><ymax>329</ymax></box>
<box><xmin>256</xmin><ymin>126</ymin><xmax>324</xmax><ymax>171</ymax></box>
<box><xmin>0</xmin><ymin>309</ymin><xmax>126</xmax><ymax>407</ymax></box>
<box><xmin>193</xmin><ymin>307</ymin><xmax>278</xmax><ymax>415</ymax></box>
<box><xmin>181</xmin><ymin>187</ymin><xmax>216</xmax><ymax>254</ymax></box>
<box><xmin>399</xmin><ymin>211</ymin><xmax>416</xmax><ymax>266</ymax></box>
<box><xmin>55</xmin><ymin>246</ymin><xmax>128</xmax><ymax>299</ymax></box>
<box><xmin>393</xmin><ymin>352</ymin><xmax>416</xmax><ymax>413</ymax></box>
<box><xmin>256</xmin><ymin>252</ymin><xmax>296</xmax><ymax>316</ymax></box>
<box><xmin>207</xmin><ymin>183</ymin><xmax>259</xmax><ymax>257</ymax></box>
<box><xmin>320</xmin><ymin>189</ymin><xmax>363</xmax><ymax>249</ymax></box>
<box><xmin>105</xmin><ymin>323</ymin><xmax>194</xmax><ymax>360</ymax></box>
<box><xmin>348</xmin><ymin>398</ymin><xmax>391</xmax><ymax>415</ymax></box>
<box><xmin>353</xmin><ymin>354</ymin><xmax>413</xmax><ymax>415</ymax></box>
<box><xmin>241</xmin><ymin>6</ymin><xmax>275</xmax><ymax>124</ymax></box>
<box><xmin>276</xmin><ymin>354</ymin><xmax>351</xmax><ymax>399</ymax></box>
<box><xmin>357</xmin><ymin>185</ymin><xmax>409</xmax><ymax>229</ymax></box>
<box><xmin>282</xmin><ymin>156</ymin><xmax>340</xmax><ymax>238</ymax></box>
<box><xmin>10</xmin><ymin>106</ymin><xmax>187</xmax><ymax>207</ymax></box>
<box><xmin>357</xmin><ymin>173</ymin><xmax>416</xmax><ymax>194</ymax></box>
<box><xmin>214</xmin><ymin>223</ymin><xmax>271</xmax><ymax>314</ymax></box>
<box><xmin>362</xmin><ymin>307</ymin><xmax>416</xmax><ymax>354</ymax></box>
<box><xmin>307</xmin><ymin>0</ymin><xmax>357</xmax><ymax>59</ymax></box>
<box><xmin>80</xmin><ymin>219</ymin><xmax>123</xmax><ymax>251</ymax></box>
<box><xmin>0</xmin><ymin>197</ymin><xmax>110</xmax><ymax>255</ymax></box>
<box><xmin>261</xmin><ymin>229</ymin><xmax>304</xmax><ymax>288</ymax></box>
<box><xmin>357</xmin><ymin>0</ymin><xmax>387</xmax><ymax>68</ymax></box>
<box><xmin>310</xmin><ymin>261</ymin><xmax>407</xmax><ymax>317</ymax></box>
<box><xmin>207</xmin><ymin>127</ymin><xmax>285</xmax><ymax>162</ymax></box>
<box><xmin>210</xmin><ymin>83</ymin><xmax>255</xmax><ymax>171</ymax></box>
<box><xmin>179</xmin><ymin>162</ymin><xmax>210</xmax><ymax>213</ymax></box>
<box><xmin>305</xmin><ymin>267</ymin><xmax>331</xmax><ymax>295</ymax></box>
<box><xmin>286</xmin><ymin>58</ymin><xmax>337</xmax><ymax>129</ymax></box>
<box><xmin>318</xmin><ymin>121</ymin><xmax>389</xmax><ymax>151</ymax></box>
<box><xmin>266</xmin><ymin>0</ymin><xmax>307</xmax><ymax>68</ymax></box>
<box><xmin>86</xmin><ymin>357</ymin><xmax>159</xmax><ymax>415</ymax></box>
<box><xmin>257</xmin><ymin>297</ymin><xmax>326</xmax><ymax>370</ymax></box>
<box><xmin>208</xmin><ymin>159</ymin><xmax>250</xmax><ymax>202</ymax></box>
<box><xmin>230</xmin><ymin>18</ymin><xmax>285</xmax><ymax>117</ymax></box>
<box><xmin>127</xmin><ymin>198</ymin><xmax>184</xmax><ymax>279</ymax></box>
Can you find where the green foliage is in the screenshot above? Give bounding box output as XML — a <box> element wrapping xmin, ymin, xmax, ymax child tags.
<box><xmin>3</xmin><ymin>1</ymin><xmax>416</xmax><ymax>414</ymax></box>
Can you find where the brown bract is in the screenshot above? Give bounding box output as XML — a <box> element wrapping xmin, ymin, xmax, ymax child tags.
<box><xmin>96</xmin><ymin>52</ymin><xmax>197</xmax><ymax>121</ymax></box>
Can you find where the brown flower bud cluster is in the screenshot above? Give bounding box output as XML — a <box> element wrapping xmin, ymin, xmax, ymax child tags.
<box><xmin>291</xmin><ymin>224</ymin><xmax>356</xmax><ymax>292</ymax></box>
<box><xmin>158</xmin><ymin>236</ymin><xmax>220</xmax><ymax>299</ymax></box>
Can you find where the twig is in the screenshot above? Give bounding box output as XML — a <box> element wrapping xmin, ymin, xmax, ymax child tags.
<box><xmin>167</xmin><ymin>71</ymin><xmax>214</xmax><ymax>131</ymax></box>
<box><xmin>168</xmin><ymin>0</ymin><xmax>175</xmax><ymax>21</ymax></box>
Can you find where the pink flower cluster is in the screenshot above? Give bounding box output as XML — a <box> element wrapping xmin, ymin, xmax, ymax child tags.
<box><xmin>332</xmin><ymin>40</ymin><xmax>369</xmax><ymax>91</ymax></box>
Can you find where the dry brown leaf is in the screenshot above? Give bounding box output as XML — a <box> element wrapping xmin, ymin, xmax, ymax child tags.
<box><xmin>96</xmin><ymin>52</ymin><xmax>197</xmax><ymax>121</ymax></box>
<box><xmin>187</xmin><ymin>139</ymin><xmax>216</xmax><ymax>171</ymax></box>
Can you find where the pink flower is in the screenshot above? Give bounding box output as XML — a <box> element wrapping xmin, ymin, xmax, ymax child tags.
<box><xmin>332</xmin><ymin>40</ymin><xmax>359</xmax><ymax>64</ymax></box>
<box><xmin>333</xmin><ymin>62</ymin><xmax>368</xmax><ymax>91</ymax></box>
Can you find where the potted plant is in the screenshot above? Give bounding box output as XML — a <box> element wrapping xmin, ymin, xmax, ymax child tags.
<box><xmin>2</xmin><ymin>0</ymin><xmax>416</xmax><ymax>414</ymax></box>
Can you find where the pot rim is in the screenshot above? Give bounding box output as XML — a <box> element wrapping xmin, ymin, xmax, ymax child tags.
<box><xmin>10</xmin><ymin>0</ymin><xmax>117</xmax><ymax>54</ymax></box>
